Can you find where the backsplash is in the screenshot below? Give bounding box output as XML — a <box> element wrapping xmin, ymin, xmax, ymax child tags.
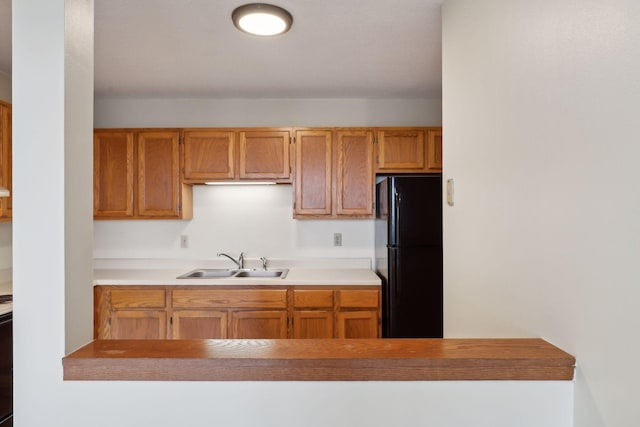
<box><xmin>93</xmin><ymin>184</ymin><xmax>375</xmax><ymax>262</ymax></box>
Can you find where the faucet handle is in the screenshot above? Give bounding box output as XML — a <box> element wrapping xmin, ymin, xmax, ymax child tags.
<box><xmin>260</xmin><ymin>257</ymin><xmax>268</xmax><ymax>271</ymax></box>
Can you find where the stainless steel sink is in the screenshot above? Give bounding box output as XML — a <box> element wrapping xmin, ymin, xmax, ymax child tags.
<box><xmin>177</xmin><ymin>268</ymin><xmax>289</xmax><ymax>279</ymax></box>
<box><xmin>233</xmin><ymin>269</ymin><xmax>288</xmax><ymax>278</ymax></box>
<box><xmin>176</xmin><ymin>269</ymin><xmax>237</xmax><ymax>279</ymax></box>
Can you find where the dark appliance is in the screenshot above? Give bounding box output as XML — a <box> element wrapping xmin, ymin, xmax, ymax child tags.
<box><xmin>375</xmin><ymin>175</ymin><xmax>443</xmax><ymax>338</ymax></box>
<box><xmin>0</xmin><ymin>308</ymin><xmax>11</xmax><ymax>426</ymax></box>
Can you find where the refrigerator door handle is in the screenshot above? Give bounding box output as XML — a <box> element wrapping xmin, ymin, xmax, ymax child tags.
<box><xmin>390</xmin><ymin>248</ymin><xmax>401</xmax><ymax>300</ymax></box>
<box><xmin>394</xmin><ymin>190</ymin><xmax>401</xmax><ymax>241</ymax></box>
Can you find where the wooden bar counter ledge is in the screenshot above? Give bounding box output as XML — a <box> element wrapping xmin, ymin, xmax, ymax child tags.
<box><xmin>63</xmin><ymin>338</ymin><xmax>575</xmax><ymax>382</ymax></box>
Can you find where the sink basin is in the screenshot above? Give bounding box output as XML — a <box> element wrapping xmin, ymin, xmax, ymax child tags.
<box><xmin>177</xmin><ymin>268</ymin><xmax>289</xmax><ymax>279</ymax></box>
<box><xmin>176</xmin><ymin>269</ymin><xmax>237</xmax><ymax>279</ymax></box>
<box><xmin>233</xmin><ymin>269</ymin><xmax>288</xmax><ymax>278</ymax></box>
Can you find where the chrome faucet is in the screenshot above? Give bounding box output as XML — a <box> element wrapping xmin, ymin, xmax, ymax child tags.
<box><xmin>260</xmin><ymin>257</ymin><xmax>268</xmax><ymax>271</ymax></box>
<box><xmin>217</xmin><ymin>252</ymin><xmax>245</xmax><ymax>269</ymax></box>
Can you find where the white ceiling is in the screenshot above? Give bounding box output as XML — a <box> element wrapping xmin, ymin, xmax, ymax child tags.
<box><xmin>0</xmin><ymin>0</ymin><xmax>443</xmax><ymax>99</ymax></box>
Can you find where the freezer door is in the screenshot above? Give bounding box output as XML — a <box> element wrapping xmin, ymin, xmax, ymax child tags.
<box><xmin>384</xmin><ymin>247</ymin><xmax>442</xmax><ymax>338</ymax></box>
<box><xmin>388</xmin><ymin>175</ymin><xmax>442</xmax><ymax>247</ymax></box>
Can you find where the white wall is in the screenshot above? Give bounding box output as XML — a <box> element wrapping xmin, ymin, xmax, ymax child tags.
<box><xmin>0</xmin><ymin>71</ymin><xmax>10</xmax><ymax>269</ymax></box>
<box><xmin>12</xmin><ymin>2</ymin><xmax>578</xmax><ymax>427</ymax></box>
<box><xmin>93</xmin><ymin>97</ymin><xmax>442</xmax><ymax>262</ymax></box>
<box><xmin>442</xmin><ymin>0</ymin><xmax>640</xmax><ymax>425</ymax></box>
<box><xmin>0</xmin><ymin>71</ymin><xmax>10</xmax><ymax>102</ymax></box>
<box><xmin>94</xmin><ymin>97</ymin><xmax>442</xmax><ymax>128</ymax></box>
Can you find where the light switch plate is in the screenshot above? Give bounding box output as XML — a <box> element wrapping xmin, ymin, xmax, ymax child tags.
<box><xmin>333</xmin><ymin>233</ymin><xmax>342</xmax><ymax>246</ymax></box>
<box><xmin>446</xmin><ymin>179</ymin><xmax>454</xmax><ymax>206</ymax></box>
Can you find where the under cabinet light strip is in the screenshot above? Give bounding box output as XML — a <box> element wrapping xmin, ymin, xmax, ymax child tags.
<box><xmin>205</xmin><ymin>182</ymin><xmax>276</xmax><ymax>186</ymax></box>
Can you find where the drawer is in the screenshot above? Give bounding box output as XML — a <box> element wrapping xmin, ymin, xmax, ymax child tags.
<box><xmin>293</xmin><ymin>290</ymin><xmax>334</xmax><ymax>309</ymax></box>
<box><xmin>173</xmin><ymin>289</ymin><xmax>287</xmax><ymax>309</ymax></box>
<box><xmin>338</xmin><ymin>290</ymin><xmax>379</xmax><ymax>309</ymax></box>
<box><xmin>110</xmin><ymin>289</ymin><xmax>166</xmax><ymax>309</ymax></box>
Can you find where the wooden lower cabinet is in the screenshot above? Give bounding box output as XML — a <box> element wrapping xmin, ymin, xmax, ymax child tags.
<box><xmin>336</xmin><ymin>289</ymin><xmax>380</xmax><ymax>338</ymax></box>
<box><xmin>293</xmin><ymin>311</ymin><xmax>334</xmax><ymax>339</ymax></box>
<box><xmin>95</xmin><ymin>285</ymin><xmax>380</xmax><ymax>340</ymax></box>
<box><xmin>111</xmin><ymin>310</ymin><xmax>167</xmax><ymax>339</ymax></box>
<box><xmin>172</xmin><ymin>310</ymin><xmax>228</xmax><ymax>339</ymax></box>
<box><xmin>292</xmin><ymin>289</ymin><xmax>335</xmax><ymax>338</ymax></box>
<box><xmin>337</xmin><ymin>311</ymin><xmax>378</xmax><ymax>338</ymax></box>
<box><xmin>231</xmin><ymin>310</ymin><xmax>288</xmax><ymax>339</ymax></box>
<box><xmin>94</xmin><ymin>287</ymin><xmax>169</xmax><ymax>339</ymax></box>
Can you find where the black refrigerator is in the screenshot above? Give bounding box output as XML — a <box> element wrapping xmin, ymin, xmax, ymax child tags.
<box><xmin>375</xmin><ymin>175</ymin><xmax>443</xmax><ymax>338</ymax></box>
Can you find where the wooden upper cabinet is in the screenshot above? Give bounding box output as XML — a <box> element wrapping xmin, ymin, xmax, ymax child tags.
<box><xmin>294</xmin><ymin>130</ymin><xmax>333</xmax><ymax>216</ymax></box>
<box><xmin>136</xmin><ymin>131</ymin><xmax>182</xmax><ymax>217</ymax></box>
<box><xmin>94</xmin><ymin>131</ymin><xmax>135</xmax><ymax>218</ymax></box>
<box><xmin>183</xmin><ymin>128</ymin><xmax>292</xmax><ymax>183</ymax></box>
<box><xmin>427</xmin><ymin>128</ymin><xmax>443</xmax><ymax>171</ymax></box>
<box><xmin>94</xmin><ymin>129</ymin><xmax>192</xmax><ymax>220</ymax></box>
<box><xmin>294</xmin><ymin>128</ymin><xmax>375</xmax><ymax>218</ymax></box>
<box><xmin>0</xmin><ymin>102</ymin><xmax>11</xmax><ymax>221</ymax></box>
<box><xmin>335</xmin><ymin>130</ymin><xmax>374</xmax><ymax>217</ymax></box>
<box><xmin>375</xmin><ymin>128</ymin><xmax>425</xmax><ymax>171</ymax></box>
<box><xmin>239</xmin><ymin>130</ymin><xmax>291</xmax><ymax>180</ymax></box>
<box><xmin>183</xmin><ymin>130</ymin><xmax>235</xmax><ymax>181</ymax></box>
<box><xmin>375</xmin><ymin>127</ymin><xmax>442</xmax><ymax>173</ymax></box>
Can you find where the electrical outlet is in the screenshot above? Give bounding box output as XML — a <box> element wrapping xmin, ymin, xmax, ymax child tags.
<box><xmin>333</xmin><ymin>233</ymin><xmax>342</xmax><ymax>247</ymax></box>
<box><xmin>180</xmin><ymin>235</ymin><xmax>188</xmax><ymax>248</ymax></box>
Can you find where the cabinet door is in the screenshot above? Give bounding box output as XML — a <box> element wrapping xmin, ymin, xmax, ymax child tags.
<box><xmin>136</xmin><ymin>131</ymin><xmax>181</xmax><ymax>217</ymax></box>
<box><xmin>183</xmin><ymin>130</ymin><xmax>235</xmax><ymax>181</ymax></box>
<box><xmin>292</xmin><ymin>289</ymin><xmax>335</xmax><ymax>338</ymax></box>
<box><xmin>293</xmin><ymin>311</ymin><xmax>334</xmax><ymax>339</ymax></box>
<box><xmin>294</xmin><ymin>130</ymin><xmax>332</xmax><ymax>216</ymax></box>
<box><xmin>111</xmin><ymin>310</ymin><xmax>167</xmax><ymax>339</ymax></box>
<box><xmin>97</xmin><ymin>288</ymin><xmax>167</xmax><ymax>339</ymax></box>
<box><xmin>336</xmin><ymin>311</ymin><xmax>378</xmax><ymax>338</ymax></box>
<box><xmin>0</xmin><ymin>104</ymin><xmax>11</xmax><ymax>220</ymax></box>
<box><xmin>230</xmin><ymin>310</ymin><xmax>288</xmax><ymax>339</ymax></box>
<box><xmin>375</xmin><ymin>128</ymin><xmax>426</xmax><ymax>172</ymax></box>
<box><xmin>239</xmin><ymin>130</ymin><xmax>291</xmax><ymax>180</ymax></box>
<box><xmin>172</xmin><ymin>310</ymin><xmax>228</xmax><ymax>339</ymax></box>
<box><xmin>94</xmin><ymin>130</ymin><xmax>134</xmax><ymax>218</ymax></box>
<box><xmin>335</xmin><ymin>130</ymin><xmax>374</xmax><ymax>217</ymax></box>
<box><xmin>337</xmin><ymin>289</ymin><xmax>380</xmax><ymax>338</ymax></box>
<box><xmin>426</xmin><ymin>128</ymin><xmax>443</xmax><ymax>171</ymax></box>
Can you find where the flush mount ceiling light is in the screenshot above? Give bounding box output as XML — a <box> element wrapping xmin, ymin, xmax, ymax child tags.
<box><xmin>232</xmin><ymin>3</ymin><xmax>293</xmax><ymax>36</ymax></box>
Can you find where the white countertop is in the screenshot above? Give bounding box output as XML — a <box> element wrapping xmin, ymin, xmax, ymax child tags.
<box><xmin>94</xmin><ymin>267</ymin><xmax>381</xmax><ymax>286</ymax></box>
